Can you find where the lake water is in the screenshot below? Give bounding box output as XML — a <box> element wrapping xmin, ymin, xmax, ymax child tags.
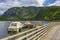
<box><xmin>0</xmin><ymin>21</ymin><xmax>10</xmax><ymax>39</ymax></box>
<box><xmin>0</xmin><ymin>21</ymin><xmax>49</xmax><ymax>39</ymax></box>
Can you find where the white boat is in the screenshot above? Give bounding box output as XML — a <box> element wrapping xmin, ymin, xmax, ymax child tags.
<box><xmin>8</xmin><ymin>22</ymin><xmax>24</xmax><ymax>33</ymax></box>
<box><xmin>24</xmin><ymin>21</ymin><xmax>33</xmax><ymax>28</ymax></box>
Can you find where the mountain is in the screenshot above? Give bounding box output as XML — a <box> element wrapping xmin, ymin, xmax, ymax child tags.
<box><xmin>1</xmin><ymin>6</ymin><xmax>40</xmax><ymax>20</ymax></box>
<box><xmin>1</xmin><ymin>6</ymin><xmax>60</xmax><ymax>21</ymax></box>
<box><xmin>34</xmin><ymin>6</ymin><xmax>60</xmax><ymax>21</ymax></box>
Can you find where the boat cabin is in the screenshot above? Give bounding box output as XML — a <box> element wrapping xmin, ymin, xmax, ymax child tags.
<box><xmin>8</xmin><ymin>22</ymin><xmax>24</xmax><ymax>33</ymax></box>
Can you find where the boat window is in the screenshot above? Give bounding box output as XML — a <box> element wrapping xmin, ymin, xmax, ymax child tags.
<box><xmin>20</xmin><ymin>24</ymin><xmax>22</xmax><ymax>26</ymax></box>
<box><xmin>11</xmin><ymin>23</ymin><xmax>17</xmax><ymax>26</ymax></box>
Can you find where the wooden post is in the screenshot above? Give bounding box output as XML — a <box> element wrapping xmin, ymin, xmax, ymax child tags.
<box><xmin>17</xmin><ymin>29</ymin><xmax>19</xmax><ymax>33</ymax></box>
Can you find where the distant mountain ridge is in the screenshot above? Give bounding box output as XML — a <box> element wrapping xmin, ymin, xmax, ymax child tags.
<box><xmin>1</xmin><ymin>6</ymin><xmax>60</xmax><ymax>21</ymax></box>
<box><xmin>1</xmin><ymin>6</ymin><xmax>40</xmax><ymax>20</ymax></box>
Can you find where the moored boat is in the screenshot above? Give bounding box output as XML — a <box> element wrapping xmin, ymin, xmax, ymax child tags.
<box><xmin>8</xmin><ymin>22</ymin><xmax>24</xmax><ymax>33</ymax></box>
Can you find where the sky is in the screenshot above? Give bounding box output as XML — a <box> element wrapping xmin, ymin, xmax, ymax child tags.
<box><xmin>0</xmin><ymin>0</ymin><xmax>59</xmax><ymax>15</ymax></box>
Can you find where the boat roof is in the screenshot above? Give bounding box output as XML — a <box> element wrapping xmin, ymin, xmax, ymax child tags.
<box><xmin>11</xmin><ymin>21</ymin><xmax>22</xmax><ymax>24</ymax></box>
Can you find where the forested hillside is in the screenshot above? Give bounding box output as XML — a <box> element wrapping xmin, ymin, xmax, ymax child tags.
<box><xmin>0</xmin><ymin>6</ymin><xmax>60</xmax><ymax>21</ymax></box>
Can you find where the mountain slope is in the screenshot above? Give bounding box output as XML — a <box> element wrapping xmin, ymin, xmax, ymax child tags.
<box><xmin>1</xmin><ymin>6</ymin><xmax>40</xmax><ymax>20</ymax></box>
<box><xmin>34</xmin><ymin>6</ymin><xmax>60</xmax><ymax>21</ymax></box>
<box><xmin>1</xmin><ymin>6</ymin><xmax>60</xmax><ymax>21</ymax></box>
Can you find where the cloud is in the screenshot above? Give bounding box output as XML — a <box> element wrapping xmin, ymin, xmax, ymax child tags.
<box><xmin>36</xmin><ymin>0</ymin><xmax>46</xmax><ymax>6</ymax></box>
<box><xmin>43</xmin><ymin>0</ymin><xmax>56</xmax><ymax>6</ymax></box>
<box><xmin>0</xmin><ymin>0</ymin><xmax>45</xmax><ymax>15</ymax></box>
<box><xmin>48</xmin><ymin>0</ymin><xmax>60</xmax><ymax>6</ymax></box>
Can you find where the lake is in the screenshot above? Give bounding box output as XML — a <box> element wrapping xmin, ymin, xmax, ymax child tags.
<box><xmin>0</xmin><ymin>21</ymin><xmax>49</xmax><ymax>39</ymax></box>
<box><xmin>0</xmin><ymin>21</ymin><xmax>10</xmax><ymax>39</ymax></box>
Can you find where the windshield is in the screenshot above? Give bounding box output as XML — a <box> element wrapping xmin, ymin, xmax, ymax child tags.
<box><xmin>11</xmin><ymin>23</ymin><xmax>17</xmax><ymax>26</ymax></box>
